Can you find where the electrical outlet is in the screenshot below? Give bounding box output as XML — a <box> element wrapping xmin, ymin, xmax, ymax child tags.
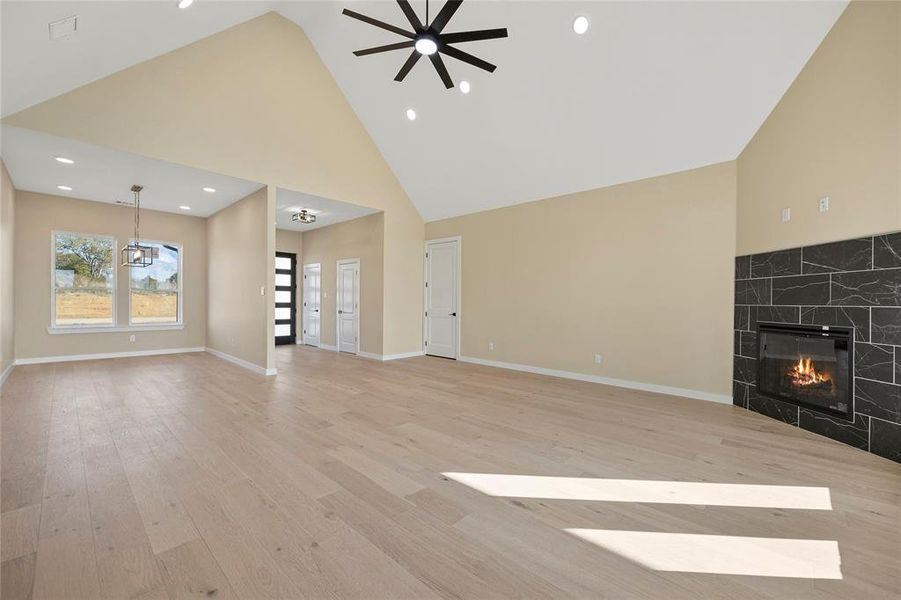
<box><xmin>489</xmin><ymin>342</ymin><xmax>494</xmax><ymax>351</ymax></box>
<box><xmin>594</xmin><ymin>354</ymin><xmax>602</xmax><ymax>364</ymax></box>
<box><xmin>129</xmin><ymin>334</ymin><xmax>136</xmax><ymax>342</ymax></box>
<box><xmin>819</xmin><ymin>196</ymin><xmax>830</xmax><ymax>212</ymax></box>
<box><xmin>781</xmin><ymin>208</ymin><xmax>791</xmax><ymax>223</ymax></box>
<box><xmin>260</xmin><ymin>285</ymin><xmax>265</xmax><ymax>296</ymax></box>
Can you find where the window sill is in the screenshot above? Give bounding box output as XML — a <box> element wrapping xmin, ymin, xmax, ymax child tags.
<box><xmin>47</xmin><ymin>324</ymin><xmax>185</xmax><ymax>335</ymax></box>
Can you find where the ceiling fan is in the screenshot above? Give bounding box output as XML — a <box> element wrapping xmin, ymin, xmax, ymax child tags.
<box><xmin>343</xmin><ymin>0</ymin><xmax>508</xmax><ymax>89</ymax></box>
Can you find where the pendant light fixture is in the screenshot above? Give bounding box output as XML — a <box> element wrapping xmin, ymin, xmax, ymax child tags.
<box><xmin>121</xmin><ymin>185</ymin><xmax>154</xmax><ymax>268</ymax></box>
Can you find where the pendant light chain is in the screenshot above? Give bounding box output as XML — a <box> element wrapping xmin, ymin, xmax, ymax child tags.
<box><xmin>426</xmin><ymin>0</ymin><xmax>429</xmax><ymax>27</ymax></box>
<box><xmin>134</xmin><ymin>187</ymin><xmax>140</xmax><ymax>246</ymax></box>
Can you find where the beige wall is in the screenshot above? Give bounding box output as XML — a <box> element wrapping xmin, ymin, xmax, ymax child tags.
<box><xmin>426</xmin><ymin>162</ymin><xmax>737</xmax><ymax>397</ymax></box>
<box><xmin>14</xmin><ymin>192</ymin><xmax>207</xmax><ymax>360</ymax></box>
<box><xmin>0</xmin><ymin>160</ymin><xmax>15</xmax><ymax>375</ymax></box>
<box><xmin>275</xmin><ymin>229</ymin><xmax>303</xmax><ymax>259</ymax></box>
<box><xmin>737</xmin><ymin>2</ymin><xmax>901</xmax><ymax>255</ymax></box>
<box><xmin>4</xmin><ymin>11</ymin><xmax>424</xmax><ymax>356</ymax></box>
<box><xmin>207</xmin><ymin>187</ymin><xmax>269</xmax><ymax>369</ymax></box>
<box><xmin>301</xmin><ymin>213</ymin><xmax>384</xmax><ymax>355</ymax></box>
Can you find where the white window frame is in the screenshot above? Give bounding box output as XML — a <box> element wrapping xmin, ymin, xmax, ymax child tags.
<box><xmin>127</xmin><ymin>238</ymin><xmax>184</xmax><ymax>328</ymax></box>
<box><xmin>50</xmin><ymin>230</ymin><xmax>117</xmax><ymax>331</ymax></box>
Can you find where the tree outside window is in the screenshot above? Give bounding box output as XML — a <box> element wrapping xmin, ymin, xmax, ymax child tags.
<box><xmin>53</xmin><ymin>233</ymin><xmax>115</xmax><ymax>326</ymax></box>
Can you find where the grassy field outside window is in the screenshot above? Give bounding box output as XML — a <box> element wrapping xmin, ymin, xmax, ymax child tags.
<box><xmin>130</xmin><ymin>241</ymin><xmax>181</xmax><ymax>324</ymax></box>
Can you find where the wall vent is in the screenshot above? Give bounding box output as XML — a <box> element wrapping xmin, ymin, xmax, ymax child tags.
<box><xmin>49</xmin><ymin>15</ymin><xmax>78</xmax><ymax>40</ymax></box>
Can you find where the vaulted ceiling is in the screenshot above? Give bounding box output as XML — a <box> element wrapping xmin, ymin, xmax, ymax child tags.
<box><xmin>1</xmin><ymin>1</ymin><xmax>847</xmax><ymax>221</ymax></box>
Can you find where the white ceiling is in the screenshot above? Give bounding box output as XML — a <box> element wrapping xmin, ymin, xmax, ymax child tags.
<box><xmin>1</xmin><ymin>1</ymin><xmax>848</xmax><ymax>222</ymax></box>
<box><xmin>276</xmin><ymin>187</ymin><xmax>379</xmax><ymax>232</ymax></box>
<box><xmin>1</xmin><ymin>125</ymin><xmax>263</xmax><ymax>216</ymax></box>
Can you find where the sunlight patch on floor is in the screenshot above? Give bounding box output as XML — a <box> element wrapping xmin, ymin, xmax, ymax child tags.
<box><xmin>442</xmin><ymin>472</ymin><xmax>833</xmax><ymax>510</ymax></box>
<box><xmin>565</xmin><ymin>529</ymin><xmax>842</xmax><ymax>579</ymax></box>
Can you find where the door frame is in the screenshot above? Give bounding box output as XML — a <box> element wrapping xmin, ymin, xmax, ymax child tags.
<box><xmin>274</xmin><ymin>251</ymin><xmax>297</xmax><ymax>346</ymax></box>
<box><xmin>336</xmin><ymin>258</ymin><xmax>361</xmax><ymax>355</ymax></box>
<box><xmin>423</xmin><ymin>236</ymin><xmax>462</xmax><ymax>359</ymax></box>
<box><xmin>302</xmin><ymin>262</ymin><xmax>321</xmax><ymax>348</ymax></box>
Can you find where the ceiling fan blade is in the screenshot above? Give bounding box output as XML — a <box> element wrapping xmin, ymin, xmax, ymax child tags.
<box><xmin>429</xmin><ymin>0</ymin><xmax>463</xmax><ymax>34</ymax></box>
<box><xmin>440</xmin><ymin>28</ymin><xmax>508</xmax><ymax>44</ymax></box>
<box><xmin>440</xmin><ymin>44</ymin><xmax>496</xmax><ymax>73</ymax></box>
<box><xmin>396</xmin><ymin>0</ymin><xmax>424</xmax><ymax>31</ymax></box>
<box><xmin>342</xmin><ymin>9</ymin><xmax>415</xmax><ymax>39</ymax></box>
<box><xmin>395</xmin><ymin>50</ymin><xmax>423</xmax><ymax>81</ymax></box>
<box><xmin>429</xmin><ymin>53</ymin><xmax>454</xmax><ymax>89</ymax></box>
<box><xmin>353</xmin><ymin>41</ymin><xmax>415</xmax><ymax>56</ymax></box>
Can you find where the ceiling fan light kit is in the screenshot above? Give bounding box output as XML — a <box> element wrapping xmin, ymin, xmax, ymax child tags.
<box><xmin>344</xmin><ymin>0</ymin><xmax>508</xmax><ymax>89</ymax></box>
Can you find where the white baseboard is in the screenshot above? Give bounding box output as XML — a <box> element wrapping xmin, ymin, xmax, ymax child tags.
<box><xmin>459</xmin><ymin>356</ymin><xmax>732</xmax><ymax>405</ymax></box>
<box><xmin>384</xmin><ymin>350</ymin><xmax>425</xmax><ymax>361</ymax></box>
<box><xmin>358</xmin><ymin>350</ymin><xmax>425</xmax><ymax>361</ymax></box>
<box><xmin>0</xmin><ymin>362</ymin><xmax>14</xmax><ymax>388</ymax></box>
<box><xmin>319</xmin><ymin>344</ymin><xmax>338</xmax><ymax>352</ymax></box>
<box><xmin>15</xmin><ymin>347</ymin><xmax>206</xmax><ymax>366</ymax></box>
<box><xmin>205</xmin><ymin>347</ymin><xmax>276</xmax><ymax>376</ymax></box>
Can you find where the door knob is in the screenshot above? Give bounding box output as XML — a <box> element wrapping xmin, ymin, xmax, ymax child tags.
<box><xmin>450</xmin><ymin>312</ymin><xmax>457</xmax><ymax>317</ymax></box>
<box><xmin>314</xmin><ymin>309</ymin><xmax>319</xmax><ymax>312</ymax></box>
<box><xmin>338</xmin><ymin>310</ymin><xmax>343</xmax><ymax>314</ymax></box>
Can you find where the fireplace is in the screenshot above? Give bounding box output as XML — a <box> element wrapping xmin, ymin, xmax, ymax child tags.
<box><xmin>756</xmin><ymin>323</ymin><xmax>853</xmax><ymax>421</ymax></box>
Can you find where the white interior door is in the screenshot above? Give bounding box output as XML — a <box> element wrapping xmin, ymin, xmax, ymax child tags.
<box><xmin>337</xmin><ymin>259</ymin><xmax>359</xmax><ymax>354</ymax></box>
<box><xmin>302</xmin><ymin>263</ymin><xmax>321</xmax><ymax>347</ymax></box>
<box><xmin>425</xmin><ymin>239</ymin><xmax>459</xmax><ymax>359</ymax></box>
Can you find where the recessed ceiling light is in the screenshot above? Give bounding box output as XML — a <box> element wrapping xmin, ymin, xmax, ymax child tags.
<box><xmin>57</xmin><ymin>185</ymin><xmax>73</xmax><ymax>191</ymax></box>
<box><xmin>54</xmin><ymin>156</ymin><xmax>75</xmax><ymax>164</ymax></box>
<box><xmin>202</xmin><ymin>187</ymin><xmax>216</xmax><ymax>193</ymax></box>
<box><xmin>406</xmin><ymin>108</ymin><xmax>417</xmax><ymax>121</ymax></box>
<box><xmin>573</xmin><ymin>16</ymin><xmax>589</xmax><ymax>35</ymax></box>
<box><xmin>459</xmin><ymin>80</ymin><xmax>471</xmax><ymax>94</ymax></box>
<box><xmin>179</xmin><ymin>206</ymin><xmax>191</xmax><ymax>211</ymax></box>
<box><xmin>177</xmin><ymin>0</ymin><xmax>194</xmax><ymax>9</ymax></box>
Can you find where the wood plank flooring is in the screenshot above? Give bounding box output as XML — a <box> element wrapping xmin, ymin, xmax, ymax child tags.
<box><xmin>1</xmin><ymin>346</ymin><xmax>899</xmax><ymax>599</ymax></box>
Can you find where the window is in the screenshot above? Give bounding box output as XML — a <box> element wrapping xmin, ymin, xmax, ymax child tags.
<box><xmin>130</xmin><ymin>241</ymin><xmax>182</xmax><ymax>325</ymax></box>
<box><xmin>52</xmin><ymin>232</ymin><xmax>116</xmax><ymax>327</ymax></box>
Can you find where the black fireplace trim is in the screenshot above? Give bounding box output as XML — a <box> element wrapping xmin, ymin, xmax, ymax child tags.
<box><xmin>755</xmin><ymin>322</ymin><xmax>855</xmax><ymax>422</ymax></box>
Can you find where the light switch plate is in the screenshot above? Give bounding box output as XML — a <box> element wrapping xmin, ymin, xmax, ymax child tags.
<box><xmin>819</xmin><ymin>197</ymin><xmax>830</xmax><ymax>212</ymax></box>
<box><xmin>781</xmin><ymin>207</ymin><xmax>791</xmax><ymax>223</ymax></box>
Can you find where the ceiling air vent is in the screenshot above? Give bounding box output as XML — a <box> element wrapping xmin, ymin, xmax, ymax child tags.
<box><xmin>48</xmin><ymin>15</ymin><xmax>78</xmax><ymax>40</ymax></box>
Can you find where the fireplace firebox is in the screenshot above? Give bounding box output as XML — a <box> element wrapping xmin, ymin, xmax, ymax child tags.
<box><xmin>756</xmin><ymin>323</ymin><xmax>853</xmax><ymax>421</ymax></box>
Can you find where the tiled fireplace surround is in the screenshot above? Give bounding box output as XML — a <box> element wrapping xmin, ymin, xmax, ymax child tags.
<box><xmin>734</xmin><ymin>234</ymin><xmax>901</xmax><ymax>463</ymax></box>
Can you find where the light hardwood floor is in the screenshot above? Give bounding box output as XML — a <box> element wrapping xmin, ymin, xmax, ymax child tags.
<box><xmin>1</xmin><ymin>346</ymin><xmax>899</xmax><ymax>599</ymax></box>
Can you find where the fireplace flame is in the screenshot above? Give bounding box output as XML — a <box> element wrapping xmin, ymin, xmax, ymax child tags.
<box><xmin>790</xmin><ymin>356</ymin><xmax>830</xmax><ymax>387</ymax></box>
